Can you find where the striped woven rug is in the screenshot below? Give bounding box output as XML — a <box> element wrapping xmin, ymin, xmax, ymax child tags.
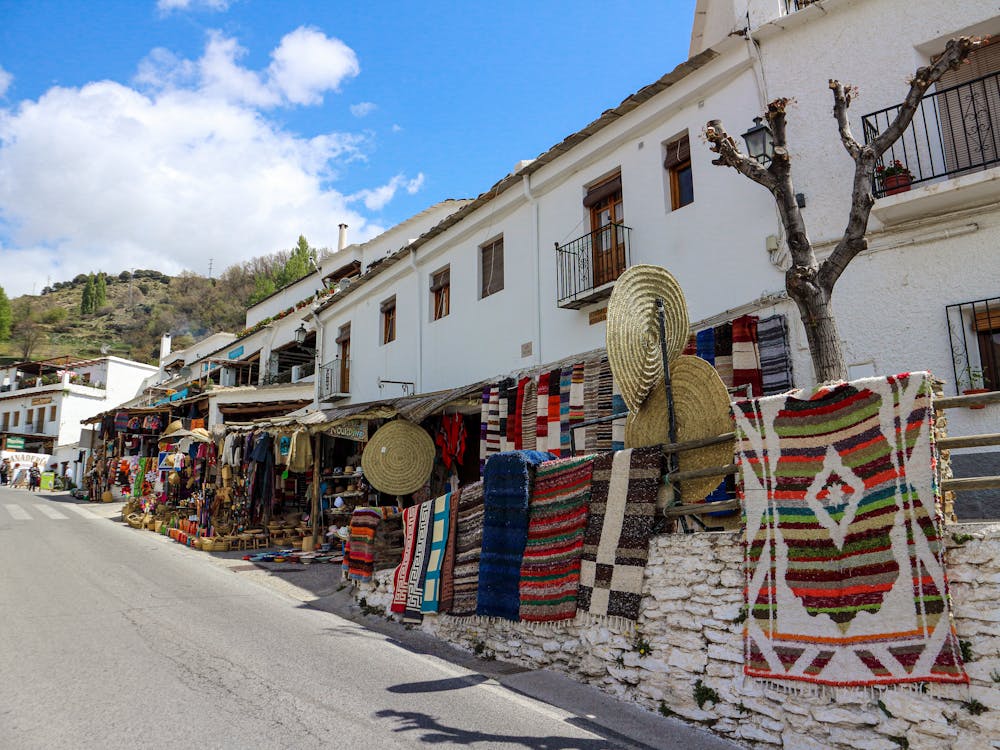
<box><xmin>736</xmin><ymin>372</ymin><xmax>967</xmax><ymax>687</ymax></box>
<box><xmin>449</xmin><ymin>481</ymin><xmax>484</xmax><ymax>616</ymax></box>
<box><xmin>519</xmin><ymin>455</ymin><xmax>595</xmax><ymax>623</ymax></box>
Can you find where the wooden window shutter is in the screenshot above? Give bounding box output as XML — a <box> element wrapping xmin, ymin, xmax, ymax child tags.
<box><xmin>664</xmin><ymin>134</ymin><xmax>691</xmax><ymax>170</ymax></box>
<box><xmin>583</xmin><ymin>175</ymin><xmax>622</xmax><ymax>207</ymax></box>
<box><xmin>430</xmin><ymin>267</ymin><xmax>450</xmax><ymax>292</ymax></box>
<box><xmin>335</xmin><ymin>323</ymin><xmax>351</xmax><ymax>344</ymax></box>
<box><xmin>380</xmin><ymin>296</ymin><xmax>395</xmax><ymax>313</ymax></box>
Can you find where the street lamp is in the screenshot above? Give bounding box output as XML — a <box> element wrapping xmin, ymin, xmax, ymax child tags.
<box><xmin>294</xmin><ymin>323</ymin><xmax>308</xmax><ymax>345</ymax></box>
<box><xmin>742</xmin><ymin>117</ymin><xmax>775</xmax><ymax>166</ymax></box>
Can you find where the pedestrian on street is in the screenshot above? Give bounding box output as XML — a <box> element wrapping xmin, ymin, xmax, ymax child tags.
<box><xmin>0</xmin><ymin>458</ymin><xmax>9</xmax><ymax>486</ymax></box>
<box><xmin>28</xmin><ymin>462</ymin><xmax>41</xmax><ymax>492</ymax></box>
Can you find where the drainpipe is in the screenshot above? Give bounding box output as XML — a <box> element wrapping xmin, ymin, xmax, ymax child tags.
<box><xmin>309</xmin><ymin>311</ymin><xmax>325</xmax><ymax>410</ymax></box>
<box><xmin>409</xmin><ymin>247</ymin><xmax>424</xmax><ymax>393</ymax></box>
<box><xmin>522</xmin><ymin>173</ymin><xmax>542</xmax><ymax>365</ymax></box>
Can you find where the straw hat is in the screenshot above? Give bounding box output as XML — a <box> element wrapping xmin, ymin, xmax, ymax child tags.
<box><xmin>162</xmin><ymin>420</ymin><xmax>184</xmax><ymax>436</ymax></box>
<box><xmin>361</xmin><ymin>420</ymin><xmax>435</xmax><ymax>496</ymax></box>
<box><xmin>607</xmin><ymin>264</ymin><xmax>690</xmax><ymax>413</ymax></box>
<box><xmin>624</xmin><ymin>355</ymin><xmax>734</xmax><ymax>503</ymax></box>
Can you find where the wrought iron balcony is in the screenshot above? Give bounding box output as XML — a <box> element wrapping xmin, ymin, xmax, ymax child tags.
<box><xmin>862</xmin><ymin>71</ymin><xmax>1000</xmax><ymax>198</ymax></box>
<box><xmin>318</xmin><ymin>358</ymin><xmax>350</xmax><ymax>401</ymax></box>
<box><xmin>555</xmin><ymin>224</ymin><xmax>632</xmax><ymax>309</ymax></box>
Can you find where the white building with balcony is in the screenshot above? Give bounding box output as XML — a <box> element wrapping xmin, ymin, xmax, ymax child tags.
<box><xmin>0</xmin><ymin>356</ymin><xmax>158</xmax><ymax>481</ymax></box>
<box><xmin>305</xmin><ymin>0</ymin><xmax>1000</xmax><ymax>517</ymax></box>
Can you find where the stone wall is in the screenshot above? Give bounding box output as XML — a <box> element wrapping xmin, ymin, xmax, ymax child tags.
<box><xmin>357</xmin><ymin>523</ymin><xmax>1000</xmax><ymax>749</ymax></box>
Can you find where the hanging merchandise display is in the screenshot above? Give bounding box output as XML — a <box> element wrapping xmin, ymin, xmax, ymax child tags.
<box><xmin>361</xmin><ymin>420</ymin><xmax>435</xmax><ymax>496</ymax></box>
<box><xmin>605</xmin><ymin>264</ymin><xmax>689</xmax><ymax>412</ymax></box>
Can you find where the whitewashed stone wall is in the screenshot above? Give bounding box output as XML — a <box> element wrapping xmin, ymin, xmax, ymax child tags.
<box><xmin>357</xmin><ymin>524</ymin><xmax>1000</xmax><ymax>749</ymax></box>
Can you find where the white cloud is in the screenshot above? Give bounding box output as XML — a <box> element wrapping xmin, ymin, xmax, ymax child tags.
<box><xmin>0</xmin><ymin>67</ymin><xmax>12</xmax><ymax>98</ymax></box>
<box><xmin>157</xmin><ymin>0</ymin><xmax>231</xmax><ymax>12</ymax></box>
<box><xmin>137</xmin><ymin>27</ymin><xmax>358</xmax><ymax>109</ymax></box>
<box><xmin>350</xmin><ymin>101</ymin><xmax>376</xmax><ymax>118</ymax></box>
<box><xmin>391</xmin><ymin>123</ymin><xmax>402</xmax><ymax>133</ymax></box>
<box><xmin>349</xmin><ymin>172</ymin><xmax>425</xmax><ymax>212</ymax></box>
<box><xmin>0</xmin><ymin>31</ymin><xmax>391</xmax><ymax>299</ymax></box>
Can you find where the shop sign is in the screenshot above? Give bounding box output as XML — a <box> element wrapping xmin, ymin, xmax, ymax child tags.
<box><xmin>5</xmin><ymin>436</ymin><xmax>25</xmax><ymax>450</ymax></box>
<box><xmin>327</xmin><ymin>420</ymin><xmax>368</xmax><ymax>442</ymax></box>
<box><xmin>31</xmin><ymin>396</ymin><xmax>53</xmax><ymax>406</ymax></box>
<box><xmin>1</xmin><ymin>450</ymin><xmax>50</xmax><ymax>466</ymax></box>
<box><xmin>228</xmin><ymin>345</ymin><xmax>245</xmax><ymax>360</ymax></box>
<box><xmin>588</xmin><ymin>307</ymin><xmax>608</xmax><ymax>325</ymax></box>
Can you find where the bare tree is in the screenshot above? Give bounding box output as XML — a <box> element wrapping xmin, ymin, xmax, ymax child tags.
<box><xmin>12</xmin><ymin>318</ymin><xmax>46</xmax><ymax>361</ymax></box>
<box><xmin>705</xmin><ymin>37</ymin><xmax>984</xmax><ymax>383</ymax></box>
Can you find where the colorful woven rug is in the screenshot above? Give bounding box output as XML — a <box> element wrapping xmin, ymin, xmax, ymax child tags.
<box><xmin>438</xmin><ymin>485</ymin><xmax>461</xmax><ymax>613</ymax></box>
<box><xmin>519</xmin><ymin>455</ymin><xmax>595</xmax><ymax>623</ymax></box>
<box><xmin>421</xmin><ymin>493</ymin><xmax>452</xmax><ymax>613</ymax></box>
<box><xmin>403</xmin><ymin>499</ymin><xmax>435</xmax><ymax>623</ymax></box>
<box><xmin>732</xmin><ymin>314</ymin><xmax>762</xmax><ymax>397</ymax></box>
<box><xmin>714</xmin><ymin>322</ymin><xmax>734</xmax><ymax>388</ymax></box>
<box><xmin>477</xmin><ymin>450</ymin><xmax>554</xmax><ymax>620</ymax></box>
<box><xmin>391</xmin><ymin>504</ymin><xmax>421</xmax><ymax>614</ymax></box>
<box><xmin>578</xmin><ymin>447</ymin><xmax>660</xmax><ymax>622</ymax></box>
<box><xmin>346</xmin><ymin>508</ymin><xmax>381</xmax><ymax>582</ymax></box>
<box><xmin>735</xmin><ymin>373</ymin><xmax>967</xmax><ymax>687</ymax></box>
<box><xmin>450</xmin><ymin>481</ymin><xmax>484</xmax><ymax>616</ymax></box>
<box><xmin>535</xmin><ymin>372</ymin><xmax>551</xmax><ymax>453</ymax></box>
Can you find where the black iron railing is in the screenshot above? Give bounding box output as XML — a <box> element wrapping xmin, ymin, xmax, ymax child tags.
<box><xmin>555</xmin><ymin>224</ymin><xmax>631</xmax><ymax>309</ymax></box>
<box><xmin>318</xmin><ymin>358</ymin><xmax>350</xmax><ymax>401</ymax></box>
<box><xmin>862</xmin><ymin>71</ymin><xmax>1000</xmax><ymax>198</ymax></box>
<box><xmin>784</xmin><ymin>0</ymin><xmax>818</xmax><ymax>11</ymax></box>
<box><xmin>946</xmin><ymin>296</ymin><xmax>1000</xmax><ymax>395</ymax></box>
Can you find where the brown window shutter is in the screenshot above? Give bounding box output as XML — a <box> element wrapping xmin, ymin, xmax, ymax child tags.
<box><xmin>380</xmin><ymin>297</ymin><xmax>396</xmax><ymax>313</ymax></box>
<box><xmin>664</xmin><ymin>135</ymin><xmax>691</xmax><ymax>170</ymax></box>
<box><xmin>583</xmin><ymin>175</ymin><xmax>622</xmax><ymax>207</ymax></box>
<box><xmin>335</xmin><ymin>324</ymin><xmax>351</xmax><ymax>344</ymax></box>
<box><xmin>430</xmin><ymin>267</ymin><xmax>450</xmax><ymax>292</ymax></box>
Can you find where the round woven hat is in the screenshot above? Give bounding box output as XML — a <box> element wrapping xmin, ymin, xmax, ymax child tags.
<box><xmin>361</xmin><ymin>420</ymin><xmax>435</xmax><ymax>496</ymax></box>
<box><xmin>606</xmin><ymin>264</ymin><xmax>690</xmax><ymax>413</ymax></box>
<box><xmin>624</xmin><ymin>355</ymin><xmax>734</xmax><ymax>503</ymax></box>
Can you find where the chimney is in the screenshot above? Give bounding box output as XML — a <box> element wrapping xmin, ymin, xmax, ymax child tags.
<box><xmin>159</xmin><ymin>333</ymin><xmax>172</xmax><ymax>361</ymax></box>
<box><xmin>338</xmin><ymin>223</ymin><xmax>348</xmax><ymax>251</ymax></box>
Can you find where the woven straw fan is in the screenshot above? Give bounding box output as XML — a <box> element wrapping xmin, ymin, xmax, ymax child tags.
<box><xmin>361</xmin><ymin>420</ymin><xmax>436</xmax><ymax>496</ymax></box>
<box><xmin>606</xmin><ymin>264</ymin><xmax>690</xmax><ymax>413</ymax></box>
<box><xmin>625</xmin><ymin>355</ymin><xmax>734</xmax><ymax>503</ymax></box>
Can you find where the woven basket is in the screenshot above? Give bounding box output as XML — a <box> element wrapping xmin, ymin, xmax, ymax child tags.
<box><xmin>361</xmin><ymin>419</ymin><xmax>435</xmax><ymax>496</ymax></box>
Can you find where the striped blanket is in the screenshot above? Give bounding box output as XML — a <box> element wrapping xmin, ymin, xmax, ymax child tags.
<box><xmin>421</xmin><ymin>493</ymin><xmax>452</xmax><ymax>613</ymax></box>
<box><xmin>437</xmin><ymin>485</ymin><xmax>460</xmax><ymax>613</ymax></box>
<box><xmin>732</xmin><ymin>314</ymin><xmax>762</xmax><ymax>397</ymax></box>
<box><xmin>519</xmin><ymin>455</ymin><xmax>595</xmax><ymax>622</ymax></box>
<box><xmin>449</xmin><ymin>481</ymin><xmax>484</xmax><ymax>616</ymax></box>
<box><xmin>578</xmin><ymin>447</ymin><xmax>660</xmax><ymax>622</ymax></box>
<box><xmin>403</xmin><ymin>499</ymin><xmax>435</xmax><ymax>623</ymax></box>
<box><xmin>477</xmin><ymin>450</ymin><xmax>554</xmax><ymax>620</ymax></box>
<box><xmin>736</xmin><ymin>373</ymin><xmax>967</xmax><ymax>686</ymax></box>
<box><xmin>346</xmin><ymin>507</ymin><xmax>381</xmax><ymax>582</ymax></box>
<box><xmin>758</xmin><ymin>314</ymin><xmax>793</xmax><ymax>395</ymax></box>
<box><xmin>391</xmin><ymin>504</ymin><xmax>421</xmax><ymax>614</ymax></box>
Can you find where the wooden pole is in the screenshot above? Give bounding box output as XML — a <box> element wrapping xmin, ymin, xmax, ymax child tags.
<box><xmin>311</xmin><ymin>432</ymin><xmax>322</xmax><ymax>548</ymax></box>
<box><xmin>935</xmin><ymin>391</ymin><xmax>1000</xmax><ymax>409</ymax></box>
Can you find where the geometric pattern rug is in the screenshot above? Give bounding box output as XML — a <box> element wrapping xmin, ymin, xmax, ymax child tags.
<box><xmin>735</xmin><ymin>372</ymin><xmax>968</xmax><ymax>686</ymax></box>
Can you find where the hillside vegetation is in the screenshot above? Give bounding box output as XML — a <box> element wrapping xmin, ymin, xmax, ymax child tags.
<box><xmin>0</xmin><ymin>236</ymin><xmax>321</xmax><ymax>364</ymax></box>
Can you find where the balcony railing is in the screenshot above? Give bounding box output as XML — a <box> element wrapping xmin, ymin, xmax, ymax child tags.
<box><xmin>318</xmin><ymin>358</ymin><xmax>350</xmax><ymax>401</ymax></box>
<box><xmin>784</xmin><ymin>0</ymin><xmax>817</xmax><ymax>12</ymax></box>
<box><xmin>862</xmin><ymin>70</ymin><xmax>1000</xmax><ymax>198</ymax></box>
<box><xmin>946</xmin><ymin>296</ymin><xmax>1000</xmax><ymax>396</ymax></box>
<box><xmin>556</xmin><ymin>224</ymin><xmax>632</xmax><ymax>309</ymax></box>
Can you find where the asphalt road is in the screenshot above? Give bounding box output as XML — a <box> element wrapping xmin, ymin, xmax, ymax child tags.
<box><xmin>0</xmin><ymin>487</ymin><xmax>741</xmax><ymax>750</ymax></box>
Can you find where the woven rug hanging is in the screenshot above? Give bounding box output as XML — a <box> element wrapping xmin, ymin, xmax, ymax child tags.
<box><xmin>519</xmin><ymin>455</ymin><xmax>595</xmax><ymax>623</ymax></box>
<box><xmin>735</xmin><ymin>372</ymin><xmax>967</xmax><ymax>687</ymax></box>
<box><xmin>477</xmin><ymin>450</ymin><xmax>554</xmax><ymax>620</ymax></box>
<box><xmin>578</xmin><ymin>447</ymin><xmax>661</xmax><ymax>624</ymax></box>
<box><xmin>449</xmin><ymin>481</ymin><xmax>484</xmax><ymax>616</ymax></box>
<box><xmin>420</xmin><ymin>493</ymin><xmax>452</xmax><ymax>614</ymax></box>
<box><xmin>346</xmin><ymin>508</ymin><xmax>381</xmax><ymax>582</ymax></box>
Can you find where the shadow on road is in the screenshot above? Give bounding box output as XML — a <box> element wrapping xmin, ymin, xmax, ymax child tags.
<box><xmin>386</xmin><ymin>674</ymin><xmax>489</xmax><ymax>694</ymax></box>
<box><xmin>374</xmin><ymin>709</ymin><xmax>617</xmax><ymax>749</ymax></box>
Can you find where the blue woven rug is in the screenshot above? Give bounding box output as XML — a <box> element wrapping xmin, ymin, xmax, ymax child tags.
<box><xmin>476</xmin><ymin>450</ymin><xmax>554</xmax><ymax>620</ymax></box>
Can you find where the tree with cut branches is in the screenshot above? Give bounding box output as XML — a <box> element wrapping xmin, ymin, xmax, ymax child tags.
<box><xmin>705</xmin><ymin>37</ymin><xmax>984</xmax><ymax>383</ymax></box>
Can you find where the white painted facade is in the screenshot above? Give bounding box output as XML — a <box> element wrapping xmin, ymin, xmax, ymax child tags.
<box><xmin>308</xmin><ymin>0</ymin><xmax>1000</xmax><ymax>464</ymax></box>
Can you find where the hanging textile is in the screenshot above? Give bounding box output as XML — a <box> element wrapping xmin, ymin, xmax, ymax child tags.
<box><xmin>758</xmin><ymin>314</ymin><xmax>794</xmax><ymax>395</ymax></box>
<box><xmin>449</xmin><ymin>481</ymin><xmax>485</xmax><ymax>616</ymax></box>
<box><xmin>535</xmin><ymin>372</ymin><xmax>550</xmax><ymax>453</ymax></box>
<box><xmin>435</xmin><ymin>414</ymin><xmax>467</xmax><ymax>471</ymax></box>
<box><xmin>287</xmin><ymin>429</ymin><xmax>313</xmax><ymax>473</ymax></box>
<box><xmin>403</xmin><ymin>499</ymin><xmax>435</xmax><ymax>623</ymax></box>
<box><xmin>391</xmin><ymin>504</ymin><xmax>421</xmax><ymax>614</ymax></box>
<box><xmin>346</xmin><ymin>508</ymin><xmax>381</xmax><ymax>582</ymax></box>
<box><xmin>477</xmin><ymin>450</ymin><xmax>554</xmax><ymax>620</ymax></box>
<box><xmin>547</xmin><ymin>368</ymin><xmax>562</xmax><ymax>458</ymax></box>
<box><xmin>714</xmin><ymin>323</ymin><xmax>734</xmax><ymax>388</ymax></box>
<box><xmin>578</xmin><ymin>447</ymin><xmax>661</xmax><ymax>623</ymax></box>
<box><xmin>437</xmin><ymin>484</ymin><xmax>461</xmax><ymax>613</ymax></box>
<box><xmin>568</xmin><ymin>363</ymin><xmax>587</xmax><ymax>453</ymax></box>
<box><xmin>732</xmin><ymin>314</ymin><xmax>763</xmax><ymax>397</ymax></box>
<box><xmin>736</xmin><ymin>372</ymin><xmax>967</xmax><ymax>687</ymax></box>
<box><xmin>696</xmin><ymin>328</ymin><xmax>716</xmax><ymax>365</ymax></box>
<box><xmin>420</xmin><ymin>492</ymin><xmax>452</xmax><ymax>614</ymax></box>
<box><xmin>519</xmin><ymin>455</ymin><xmax>594</xmax><ymax>623</ymax></box>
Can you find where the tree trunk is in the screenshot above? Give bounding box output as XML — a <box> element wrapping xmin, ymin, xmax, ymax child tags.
<box><xmin>786</xmin><ymin>268</ymin><xmax>848</xmax><ymax>383</ymax></box>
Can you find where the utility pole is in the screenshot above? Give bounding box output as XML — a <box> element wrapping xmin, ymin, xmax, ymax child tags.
<box><xmin>128</xmin><ymin>269</ymin><xmax>134</xmax><ymax>311</ymax></box>
<box><xmin>208</xmin><ymin>258</ymin><xmax>214</xmax><ymax>280</ymax></box>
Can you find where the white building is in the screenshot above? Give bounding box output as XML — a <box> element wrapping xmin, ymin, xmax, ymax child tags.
<box><xmin>0</xmin><ymin>356</ymin><xmax>158</xmax><ymax>481</ymax></box>
<box><xmin>305</xmin><ymin>0</ymin><xmax>1000</xmax><ymax>516</ymax></box>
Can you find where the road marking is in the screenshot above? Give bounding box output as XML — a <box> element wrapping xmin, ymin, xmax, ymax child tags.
<box><xmin>6</xmin><ymin>505</ymin><xmax>31</xmax><ymax>520</ymax></box>
<box><xmin>63</xmin><ymin>504</ymin><xmax>98</xmax><ymax>519</ymax></box>
<box><xmin>36</xmin><ymin>505</ymin><xmax>69</xmax><ymax>520</ymax></box>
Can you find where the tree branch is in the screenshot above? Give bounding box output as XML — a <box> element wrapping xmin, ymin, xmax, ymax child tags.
<box><xmin>870</xmin><ymin>36</ymin><xmax>985</xmax><ymax>157</ymax></box>
<box><xmin>829</xmin><ymin>80</ymin><xmax>861</xmax><ymax>159</ymax></box>
<box><xmin>704</xmin><ymin>119</ymin><xmax>778</xmax><ymax>192</ymax></box>
<box><xmin>820</xmin><ymin>36</ymin><xmax>984</xmax><ymax>292</ymax></box>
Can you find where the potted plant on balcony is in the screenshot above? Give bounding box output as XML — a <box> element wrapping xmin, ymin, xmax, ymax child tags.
<box><xmin>875</xmin><ymin>160</ymin><xmax>913</xmax><ymax>196</ymax></box>
<box><xmin>961</xmin><ymin>365</ymin><xmax>990</xmax><ymax>409</ymax></box>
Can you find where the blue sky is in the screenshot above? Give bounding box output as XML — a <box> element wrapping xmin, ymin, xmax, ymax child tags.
<box><xmin>0</xmin><ymin>0</ymin><xmax>695</xmax><ymax>296</ymax></box>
